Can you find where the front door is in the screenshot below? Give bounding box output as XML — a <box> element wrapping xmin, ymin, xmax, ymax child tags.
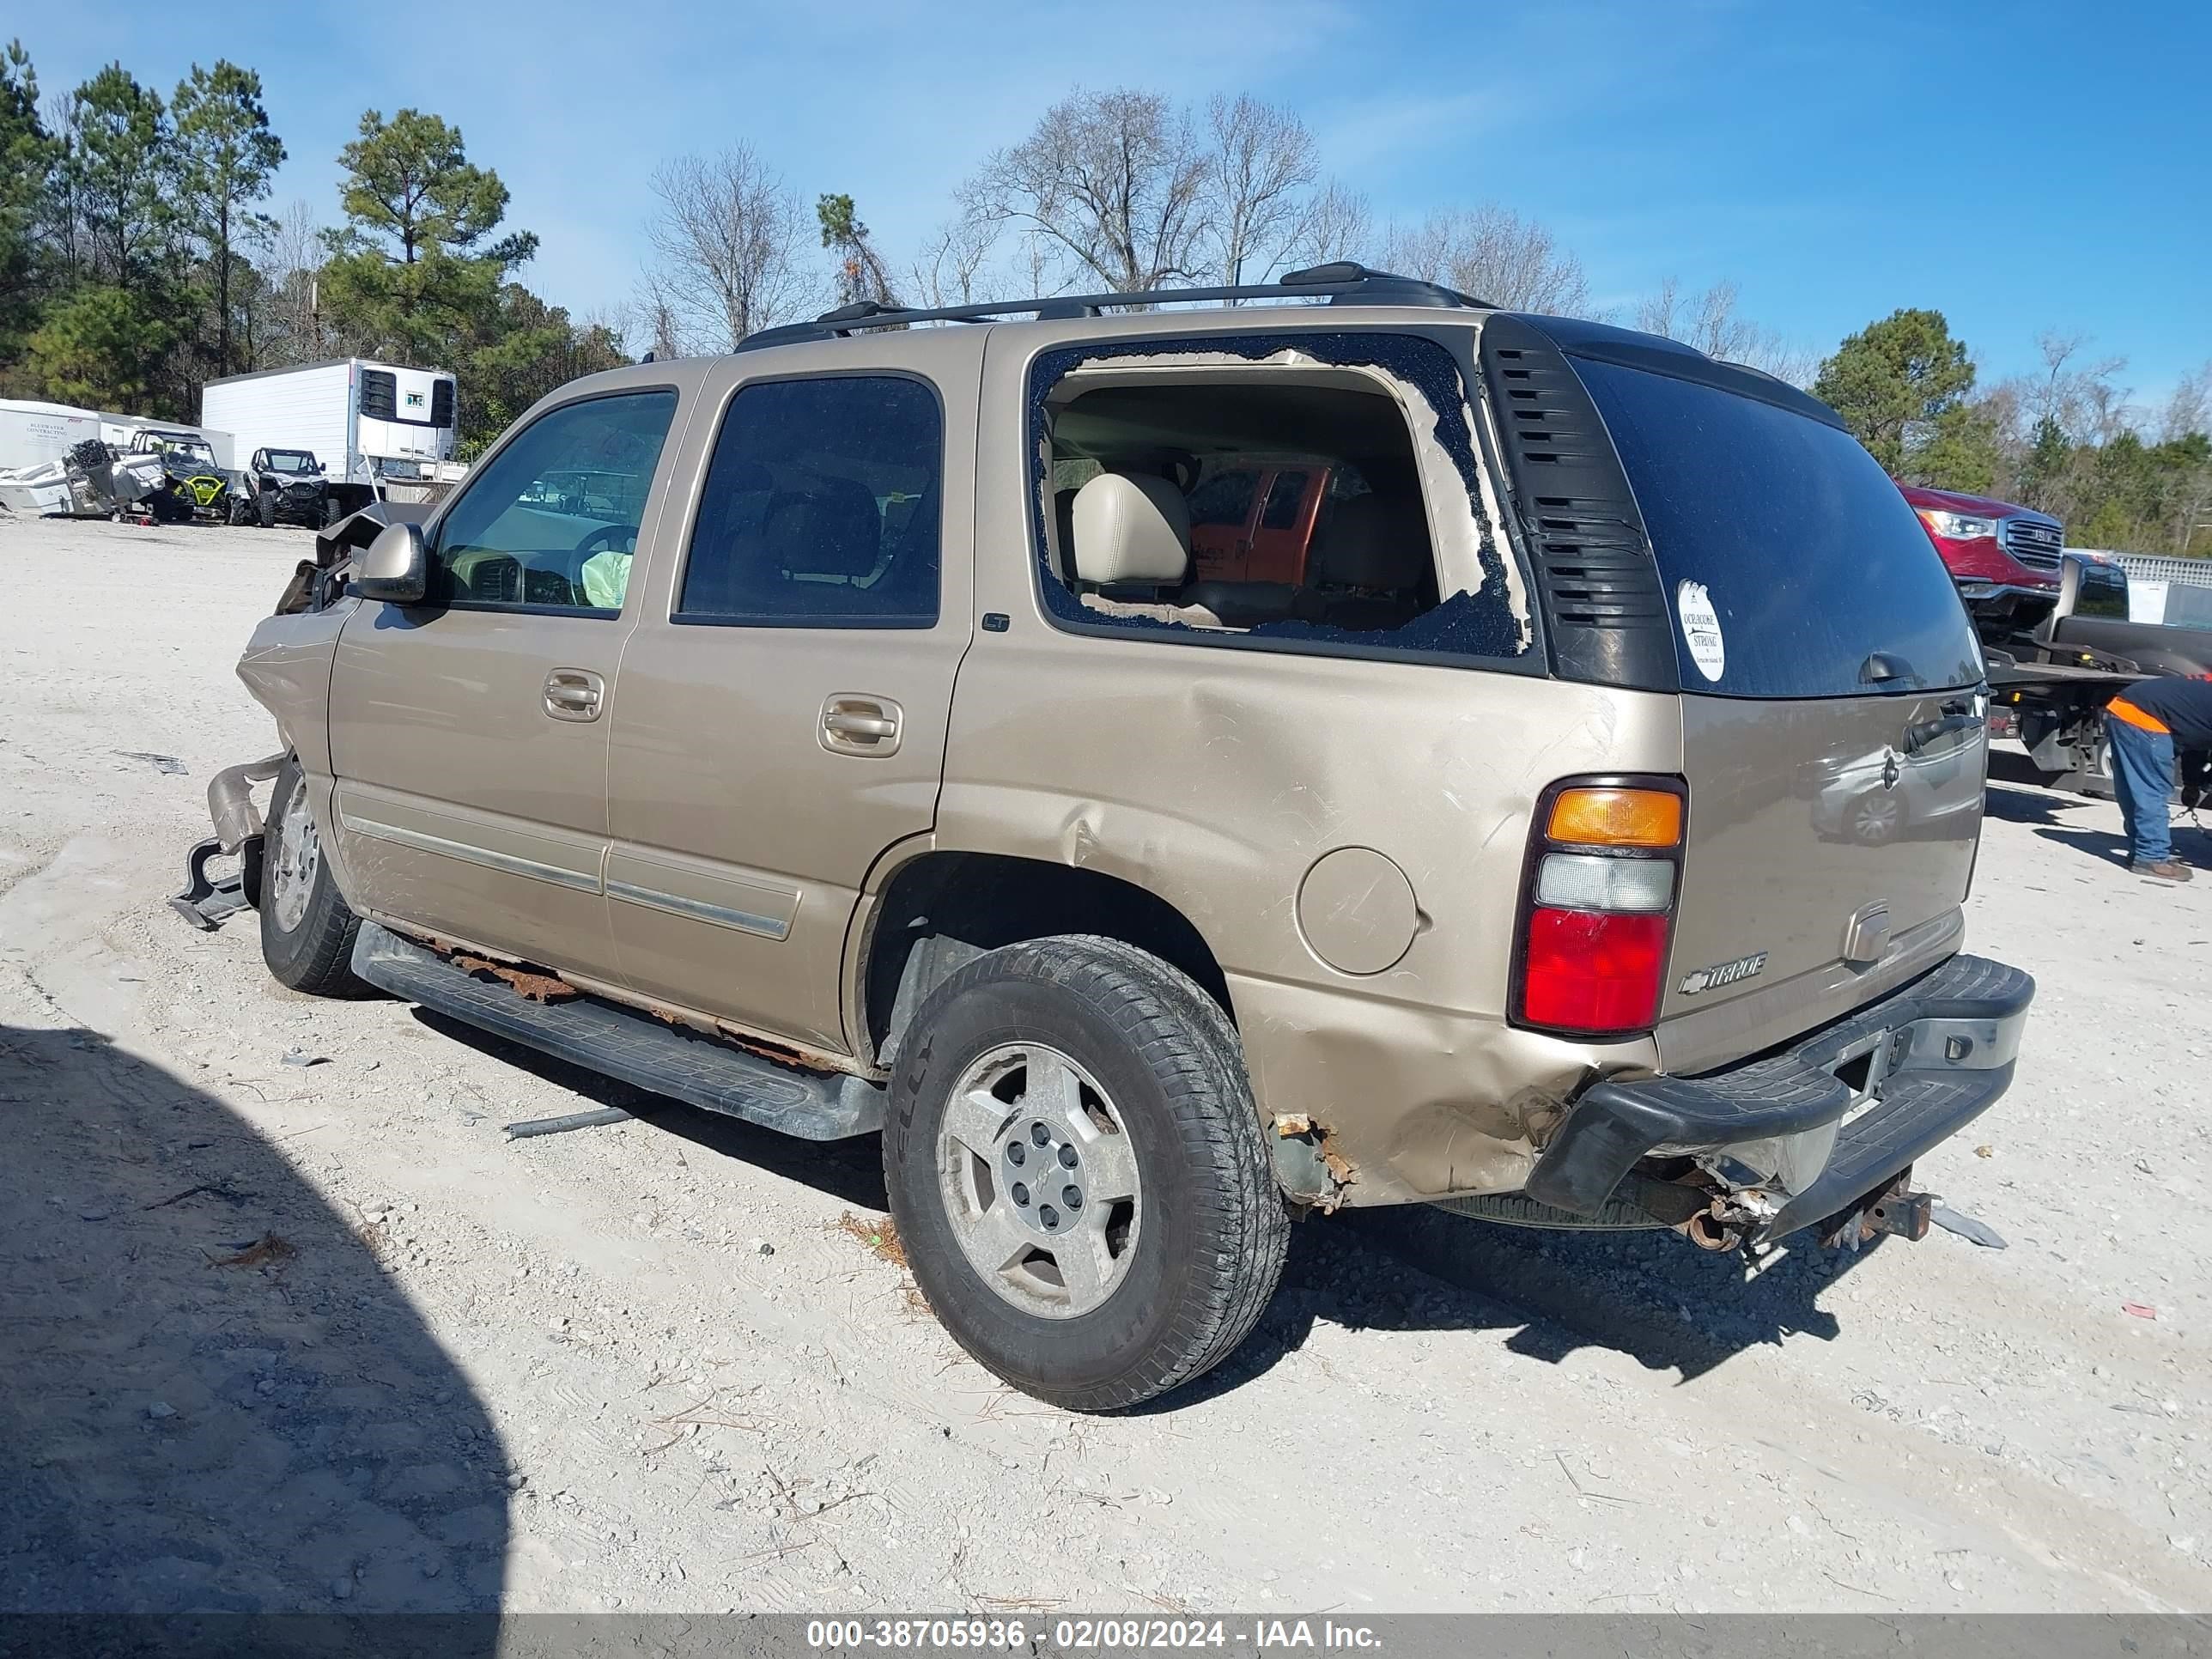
<box><xmin>603</xmin><ymin>342</ymin><xmax>978</xmax><ymax>1054</ymax></box>
<box><xmin>1186</xmin><ymin>465</ymin><xmax>1262</xmax><ymax>581</ymax></box>
<box><xmin>327</xmin><ymin>386</ymin><xmax>686</xmax><ymax>977</ymax></box>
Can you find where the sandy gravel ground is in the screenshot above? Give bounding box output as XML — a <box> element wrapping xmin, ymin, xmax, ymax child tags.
<box><xmin>3</xmin><ymin>515</ymin><xmax>2209</xmax><ymax>1616</ymax></box>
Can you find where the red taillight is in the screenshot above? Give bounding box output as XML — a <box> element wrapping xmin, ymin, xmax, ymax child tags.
<box><xmin>1511</xmin><ymin>776</ymin><xmax>1685</xmax><ymax>1038</ymax></box>
<box><xmin>1520</xmin><ymin>909</ymin><xmax>1668</xmax><ymax>1033</ymax></box>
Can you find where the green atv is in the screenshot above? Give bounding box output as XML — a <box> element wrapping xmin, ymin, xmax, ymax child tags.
<box><xmin>127</xmin><ymin>430</ymin><xmax>241</xmax><ymax>522</ymax></box>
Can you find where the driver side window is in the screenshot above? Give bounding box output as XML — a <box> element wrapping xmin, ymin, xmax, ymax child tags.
<box><xmin>434</xmin><ymin>389</ymin><xmax>678</xmax><ymax>614</ymax></box>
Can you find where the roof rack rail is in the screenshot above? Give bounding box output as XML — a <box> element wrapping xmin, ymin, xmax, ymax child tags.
<box><xmin>735</xmin><ymin>263</ymin><xmax>1492</xmax><ymax>352</ymax></box>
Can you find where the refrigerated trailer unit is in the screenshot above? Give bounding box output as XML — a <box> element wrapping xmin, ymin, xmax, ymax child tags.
<box><xmin>200</xmin><ymin>360</ymin><xmax>458</xmax><ymax>518</ymax></box>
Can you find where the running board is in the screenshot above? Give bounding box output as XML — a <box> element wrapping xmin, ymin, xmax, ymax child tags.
<box><xmin>349</xmin><ymin>922</ymin><xmax>884</xmax><ymax>1139</ymax></box>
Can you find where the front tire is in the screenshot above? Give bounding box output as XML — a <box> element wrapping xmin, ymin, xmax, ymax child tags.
<box><xmin>259</xmin><ymin>758</ymin><xmax>368</xmax><ymax>997</ymax></box>
<box><xmin>883</xmin><ymin>936</ymin><xmax>1289</xmax><ymax>1411</ymax></box>
<box><xmin>257</xmin><ymin>489</ymin><xmax>276</xmax><ymax>528</ymax></box>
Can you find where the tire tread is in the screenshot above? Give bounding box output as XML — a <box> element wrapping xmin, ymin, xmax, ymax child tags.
<box><xmin>886</xmin><ymin>934</ymin><xmax>1288</xmax><ymax>1411</ymax></box>
<box><xmin>260</xmin><ymin>760</ymin><xmax>370</xmax><ymax>999</ymax></box>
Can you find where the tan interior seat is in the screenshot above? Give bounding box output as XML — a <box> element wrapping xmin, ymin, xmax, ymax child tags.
<box><xmin>1303</xmin><ymin>494</ymin><xmax>1429</xmax><ymax>631</ymax></box>
<box><xmin>1067</xmin><ymin>474</ymin><xmax>1223</xmax><ymax>627</ymax></box>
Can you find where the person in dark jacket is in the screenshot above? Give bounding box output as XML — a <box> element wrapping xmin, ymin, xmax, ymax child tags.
<box><xmin>2103</xmin><ymin>676</ymin><xmax>2212</xmax><ymax>882</ymax></box>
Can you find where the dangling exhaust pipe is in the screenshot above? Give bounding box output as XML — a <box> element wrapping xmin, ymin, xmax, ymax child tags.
<box><xmin>1679</xmin><ymin>1204</ymin><xmax>1743</xmax><ymax>1252</ymax></box>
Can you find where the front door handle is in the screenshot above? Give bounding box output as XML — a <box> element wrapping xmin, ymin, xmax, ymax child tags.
<box><xmin>820</xmin><ymin>694</ymin><xmax>903</xmax><ymax>757</ymax></box>
<box><xmin>544</xmin><ymin>668</ymin><xmax>605</xmax><ymax>722</ymax></box>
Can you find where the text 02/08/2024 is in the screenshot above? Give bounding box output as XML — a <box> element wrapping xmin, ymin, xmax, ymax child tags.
<box><xmin>804</xmin><ymin>1620</ymin><xmax>1383</xmax><ymax>1651</ymax></box>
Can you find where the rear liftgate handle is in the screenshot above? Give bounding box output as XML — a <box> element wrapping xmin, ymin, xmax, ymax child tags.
<box><xmin>543</xmin><ymin>668</ymin><xmax>605</xmax><ymax>722</ymax></box>
<box><xmin>819</xmin><ymin>694</ymin><xmax>903</xmax><ymax>758</ymax></box>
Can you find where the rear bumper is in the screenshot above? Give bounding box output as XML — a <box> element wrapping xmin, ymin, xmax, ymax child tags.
<box><xmin>1525</xmin><ymin>953</ymin><xmax>2034</xmax><ymax>1242</ymax></box>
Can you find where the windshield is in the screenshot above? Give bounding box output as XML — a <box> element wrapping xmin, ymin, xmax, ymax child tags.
<box><xmin>1574</xmin><ymin>357</ymin><xmax>1984</xmax><ymax>699</ymax></box>
<box><xmin>156</xmin><ymin>439</ymin><xmax>216</xmax><ymax>466</ymax></box>
<box><xmin>266</xmin><ymin>451</ymin><xmax>317</xmax><ymax>473</ymax></box>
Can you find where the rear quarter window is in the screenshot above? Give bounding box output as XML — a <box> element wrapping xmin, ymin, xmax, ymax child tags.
<box><xmin>1573</xmin><ymin>357</ymin><xmax>1984</xmax><ymax>699</ymax></box>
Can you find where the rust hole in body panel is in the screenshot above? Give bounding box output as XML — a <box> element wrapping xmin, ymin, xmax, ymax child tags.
<box><xmin>451</xmin><ymin>953</ymin><xmax>579</xmax><ymax>1003</ymax></box>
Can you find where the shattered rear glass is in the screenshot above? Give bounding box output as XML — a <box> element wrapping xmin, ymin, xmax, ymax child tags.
<box><xmin>1026</xmin><ymin>331</ymin><xmax>1533</xmax><ymax>666</ymax></box>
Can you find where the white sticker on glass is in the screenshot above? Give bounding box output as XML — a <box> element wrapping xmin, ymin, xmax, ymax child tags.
<box><xmin>1677</xmin><ymin>580</ymin><xmax>1726</xmax><ymax>682</ymax></box>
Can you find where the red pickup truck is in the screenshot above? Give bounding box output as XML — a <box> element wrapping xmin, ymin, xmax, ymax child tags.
<box><xmin>1895</xmin><ymin>481</ymin><xmax>2065</xmax><ymax>633</ymax></box>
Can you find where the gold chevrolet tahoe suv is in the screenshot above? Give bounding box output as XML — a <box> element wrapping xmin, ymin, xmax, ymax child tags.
<box><xmin>204</xmin><ymin>264</ymin><xmax>2034</xmax><ymax>1409</ymax></box>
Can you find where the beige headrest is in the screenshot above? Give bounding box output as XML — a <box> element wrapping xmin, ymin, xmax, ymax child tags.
<box><xmin>1071</xmin><ymin>473</ymin><xmax>1190</xmax><ymax>586</ymax></box>
<box><xmin>1308</xmin><ymin>494</ymin><xmax>1427</xmax><ymax>591</ymax></box>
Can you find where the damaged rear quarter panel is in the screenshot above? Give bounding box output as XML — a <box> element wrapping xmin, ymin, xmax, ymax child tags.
<box><xmin>946</xmin><ymin>316</ymin><xmax>1683</xmax><ymax>1205</ymax></box>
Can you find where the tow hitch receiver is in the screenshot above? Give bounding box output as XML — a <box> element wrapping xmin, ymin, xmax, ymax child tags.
<box><xmin>1818</xmin><ymin>1170</ymin><xmax>1933</xmax><ymax>1250</ymax></box>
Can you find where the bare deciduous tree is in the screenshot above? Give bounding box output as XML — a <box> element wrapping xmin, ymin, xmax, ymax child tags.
<box><xmin>908</xmin><ymin>216</ymin><xmax>997</xmax><ymax>308</ymax></box>
<box><xmin>961</xmin><ymin>88</ymin><xmax>1210</xmax><ymax>293</ymax></box>
<box><xmin>2158</xmin><ymin>362</ymin><xmax>2211</xmax><ymax>447</ymax></box>
<box><xmin>644</xmin><ymin>145</ymin><xmax>810</xmax><ymax>351</ymax></box>
<box><xmin>250</xmin><ymin>198</ymin><xmax>328</xmax><ymax>366</ymax></box>
<box><xmin>2021</xmin><ymin>331</ymin><xmax>2131</xmax><ymax>442</ymax></box>
<box><xmin>625</xmin><ymin>278</ymin><xmax>684</xmax><ymax>361</ymax></box>
<box><xmin>1382</xmin><ymin>205</ymin><xmax>1592</xmax><ymax>315</ymax></box>
<box><xmin>1288</xmin><ymin>179</ymin><xmax>1373</xmax><ymax>272</ymax></box>
<box><xmin>1203</xmin><ymin>94</ymin><xmax>1316</xmax><ymax>289</ymax></box>
<box><xmin>1636</xmin><ymin>276</ymin><xmax>1815</xmax><ymax>385</ymax></box>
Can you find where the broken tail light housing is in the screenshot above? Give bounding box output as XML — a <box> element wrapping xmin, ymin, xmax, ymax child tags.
<box><xmin>1512</xmin><ymin>776</ymin><xmax>1687</xmax><ymax>1038</ymax></box>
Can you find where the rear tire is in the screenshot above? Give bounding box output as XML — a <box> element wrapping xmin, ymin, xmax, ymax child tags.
<box><xmin>323</xmin><ymin>496</ymin><xmax>347</xmax><ymax>529</ymax></box>
<box><xmin>259</xmin><ymin>758</ymin><xmax>369</xmax><ymax>997</ymax></box>
<box><xmin>883</xmin><ymin>935</ymin><xmax>1289</xmax><ymax>1411</ymax></box>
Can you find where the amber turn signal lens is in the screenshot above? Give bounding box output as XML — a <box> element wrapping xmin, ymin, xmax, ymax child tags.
<box><xmin>1547</xmin><ymin>787</ymin><xmax>1682</xmax><ymax>848</ymax></box>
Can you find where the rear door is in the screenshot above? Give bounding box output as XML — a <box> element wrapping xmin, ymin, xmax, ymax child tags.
<box><xmin>601</xmin><ymin>337</ymin><xmax>979</xmax><ymax>1054</ymax></box>
<box><xmin>1563</xmin><ymin>354</ymin><xmax>1989</xmax><ymax>1063</ymax></box>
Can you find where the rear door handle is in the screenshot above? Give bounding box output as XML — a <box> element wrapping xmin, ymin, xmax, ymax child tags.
<box><xmin>820</xmin><ymin>694</ymin><xmax>903</xmax><ymax>757</ymax></box>
<box><xmin>544</xmin><ymin>668</ymin><xmax>605</xmax><ymax>722</ymax></box>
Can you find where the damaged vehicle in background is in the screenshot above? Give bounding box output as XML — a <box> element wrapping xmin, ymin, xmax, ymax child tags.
<box><xmin>234</xmin><ymin>448</ymin><xmax>333</xmax><ymax>528</ymax></box>
<box><xmin>186</xmin><ymin>263</ymin><xmax>2036</xmax><ymax>1410</ymax></box>
<box><xmin>121</xmin><ymin>428</ymin><xmax>241</xmax><ymax>521</ymax></box>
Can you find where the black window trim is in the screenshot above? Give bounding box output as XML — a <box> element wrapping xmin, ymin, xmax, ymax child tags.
<box><xmin>423</xmin><ymin>382</ymin><xmax>682</xmax><ymax>620</ymax></box>
<box><xmin>668</xmin><ymin>366</ymin><xmax>949</xmax><ymax>633</ymax></box>
<box><xmin>1022</xmin><ymin>326</ymin><xmax>1547</xmax><ymax>677</ymax></box>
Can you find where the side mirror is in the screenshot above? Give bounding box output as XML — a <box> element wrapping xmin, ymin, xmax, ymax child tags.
<box><xmin>353</xmin><ymin>520</ymin><xmax>428</xmax><ymax>604</ymax></box>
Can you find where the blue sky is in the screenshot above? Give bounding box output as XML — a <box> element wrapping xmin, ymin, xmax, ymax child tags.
<box><xmin>18</xmin><ymin>0</ymin><xmax>2209</xmax><ymax>407</ymax></box>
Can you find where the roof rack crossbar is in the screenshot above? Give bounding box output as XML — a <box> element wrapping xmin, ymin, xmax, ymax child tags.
<box><xmin>735</xmin><ymin>264</ymin><xmax>1492</xmax><ymax>351</ymax></box>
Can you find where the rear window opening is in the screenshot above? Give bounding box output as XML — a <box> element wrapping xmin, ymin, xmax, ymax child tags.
<box><xmin>1027</xmin><ymin>335</ymin><xmax>1532</xmax><ymax>664</ymax></box>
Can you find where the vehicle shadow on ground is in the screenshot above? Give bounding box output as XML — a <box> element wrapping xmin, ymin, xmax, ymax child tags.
<box><xmin>1149</xmin><ymin>1209</ymin><xmax>1870</xmax><ymax>1406</ymax></box>
<box><xmin>416</xmin><ymin>1018</ymin><xmax>1854</xmax><ymax>1401</ymax></box>
<box><xmin>410</xmin><ymin>1009</ymin><xmax>888</xmax><ymax>1207</ymax></box>
<box><xmin>1982</xmin><ymin>782</ymin><xmax>2083</xmax><ymax>825</ymax></box>
<box><xmin>0</xmin><ymin>1022</ymin><xmax>510</xmax><ymax>1623</ymax></box>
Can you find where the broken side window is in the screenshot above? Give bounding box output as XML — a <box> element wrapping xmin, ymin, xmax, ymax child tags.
<box><xmin>1024</xmin><ymin>331</ymin><xmax>1533</xmax><ymax>666</ymax></box>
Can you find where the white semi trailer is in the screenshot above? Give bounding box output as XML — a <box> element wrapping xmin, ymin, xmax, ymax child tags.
<box><xmin>201</xmin><ymin>359</ymin><xmax>459</xmax><ymax>519</ymax></box>
<box><xmin>0</xmin><ymin>398</ymin><xmax>104</xmax><ymax>472</ymax></box>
